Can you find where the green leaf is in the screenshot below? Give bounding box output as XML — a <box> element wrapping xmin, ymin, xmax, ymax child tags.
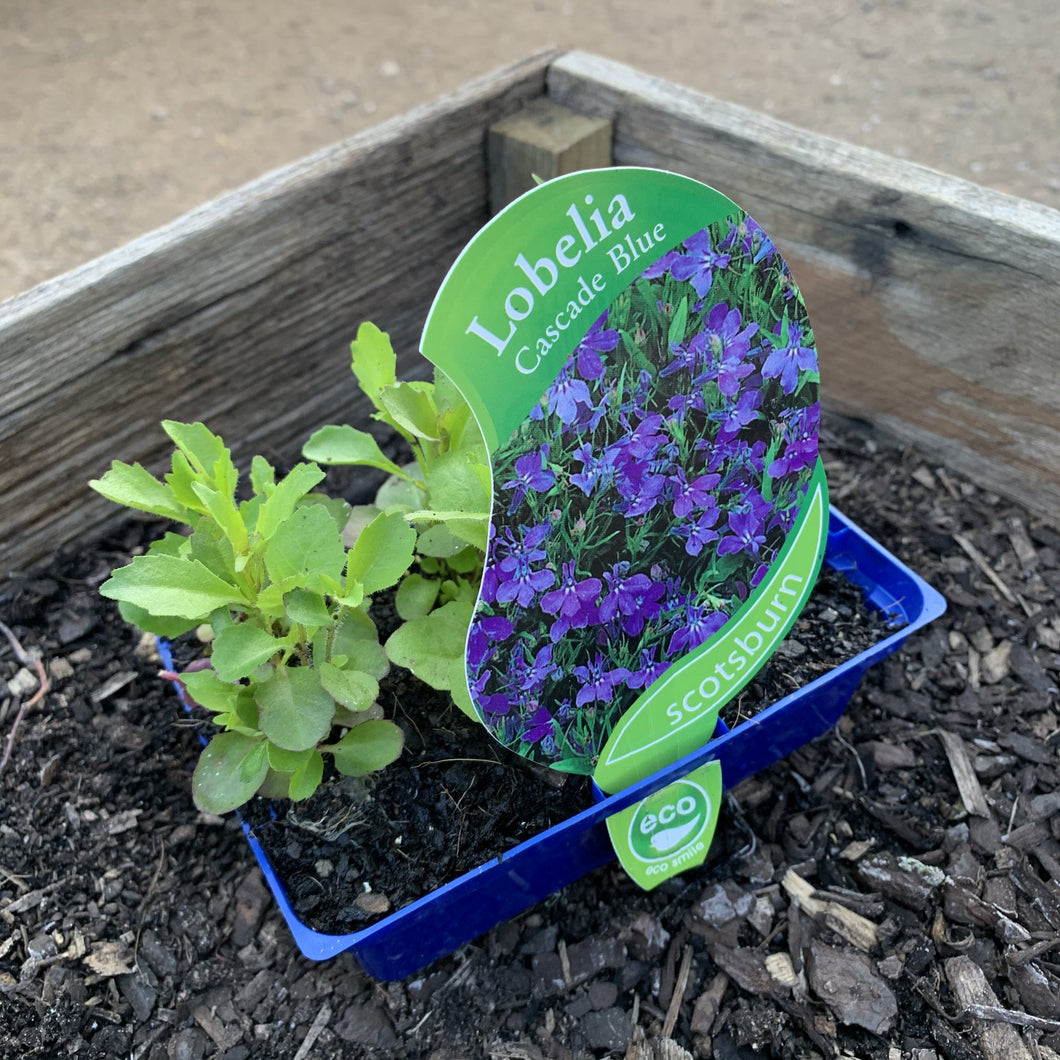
<box><xmin>340</xmin><ymin>504</ymin><xmax>381</xmax><ymax>549</ymax></box>
<box><xmin>288</xmin><ymin>750</ymin><xmax>324</xmax><ymax>801</ymax></box>
<box><xmin>162</xmin><ymin>421</ymin><xmax>234</xmax><ymax>489</ymax></box>
<box><xmin>256</xmin><ymin>769</ymin><xmax>294</xmax><ymax>799</ymax></box>
<box><xmin>186</xmin><ymin>519</ymin><xmax>238</xmax><ymax>584</ymax></box>
<box><xmin>99</xmin><ymin>554</ymin><xmax>246</xmax><ymax>619</ymax></box>
<box><xmin>249</xmin><ymin>455</ymin><xmax>276</xmax><ymax>495</ymax></box>
<box><xmin>239</xmin><ymin>739</ymin><xmax>269</xmax><ymax>783</ymax></box>
<box><xmin>394</xmin><ymin>573</ymin><xmax>439</xmax><ymax>620</ymax></box>
<box><xmin>318</xmin><ymin>661</ymin><xmax>378</xmax><ymax>711</ymax></box>
<box><xmin>145</xmin><ymin>531</ymin><xmax>191</xmax><ymax>560</ymax></box>
<box><xmin>311</xmin><ymin>607</ymin><xmax>389</xmax><ymax>679</ymax></box>
<box><xmin>330</xmin><ymin>720</ymin><xmax>404</xmax><ymax>776</ymax></box>
<box><xmin>117</xmin><ymin>601</ymin><xmax>198</xmax><ymax>638</ymax></box>
<box><xmin>191</xmin><ymin>481</ymin><xmax>247</xmax><ymax>552</ymax></box>
<box><xmin>302</xmin><ymin>424</ymin><xmax>406</xmax><ymax>478</ymax></box>
<box><xmin>448</xmin><ymin>655</ymin><xmax>479</xmax><ymax>721</ymax></box>
<box><xmin>415</xmin><ymin>523</ymin><xmax>473</xmax><ymax>558</ymax></box>
<box><xmin>267</xmin><ymin>744</ymin><xmax>313</xmax><ymax>773</ymax></box>
<box><xmin>255</xmin><ymin>462</ymin><xmax>326</xmax><ymax>540</ymax></box>
<box><xmin>446</xmin><ymin>546</ymin><xmax>483</xmax><ymax>576</ymax></box>
<box><xmin>667</xmin><ymin>296</ymin><xmax>689</xmax><ymax>349</ymax></box>
<box><xmin>211</xmin><ymin>624</ymin><xmax>285</xmax><ymax>681</ymax></box>
<box><xmin>375</xmin><ymin>463</ymin><xmax>424</xmax><ymax>509</ymax></box>
<box><xmin>350</xmin><ymin>320</ymin><xmax>397</xmax><ymax>404</ymax></box>
<box><xmin>304</xmin><ymin>494</ymin><xmax>353</xmax><ymax>535</ymax></box>
<box><xmin>165</xmin><ymin>451</ymin><xmax>205</xmax><ymax>512</ymax></box>
<box><xmin>182</xmin><ymin>669</ymin><xmax>243</xmax><ymax>713</ymax></box>
<box><xmin>432</xmin><ymin>367</ymin><xmax>465</xmax><ymax>418</ymax></box>
<box><xmin>347</xmin><ymin>511</ymin><xmax>416</xmax><ymax>595</ymax></box>
<box><xmin>192</xmin><ymin>731</ymin><xmax>269</xmax><ymax>814</ymax></box>
<box><xmin>255</xmin><ymin>667</ymin><xmax>335</xmax><ymax>751</ymax></box>
<box><xmin>89</xmin><ymin>461</ymin><xmax>188</xmax><ymax>521</ymax></box>
<box><xmin>424</xmin><ymin>449</ymin><xmax>490</xmax><ymax>518</ymax></box>
<box><xmin>325</xmin><ymin>581</ymin><xmax>364</xmax><ymax>610</ymax></box>
<box><xmin>263</xmin><ymin>504</ymin><xmax>346</xmax><ymax>586</ymax></box>
<box><xmin>385</xmin><ymin>601</ymin><xmax>473</xmax><ymax>690</ymax></box>
<box><xmin>284</xmin><ymin>588</ymin><xmax>332</xmax><ymax>628</ymax></box>
<box><xmin>378</xmin><ymin>382</ymin><xmax>440</xmax><ymax>441</ymax></box>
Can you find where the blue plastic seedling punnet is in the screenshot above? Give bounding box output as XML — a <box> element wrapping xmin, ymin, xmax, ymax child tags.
<box><xmin>159</xmin><ymin>507</ymin><xmax>945</xmax><ymax>981</ymax></box>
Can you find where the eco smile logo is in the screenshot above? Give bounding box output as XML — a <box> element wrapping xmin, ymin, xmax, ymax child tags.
<box><xmin>606</xmin><ymin>760</ymin><xmax>722</xmax><ymax>889</ymax></box>
<box><xmin>629</xmin><ymin>779</ymin><xmax>710</xmax><ymax>861</ymax></box>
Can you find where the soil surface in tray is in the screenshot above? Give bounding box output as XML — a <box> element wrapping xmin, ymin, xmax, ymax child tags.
<box><xmin>3</xmin><ymin>422</ymin><xmax>1060</xmax><ymax>1060</ymax></box>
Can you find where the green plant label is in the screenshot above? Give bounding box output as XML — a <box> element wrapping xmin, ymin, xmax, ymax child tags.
<box><xmin>421</xmin><ymin>168</ymin><xmax>827</xmax><ymax>875</ymax></box>
<box><xmin>605</xmin><ymin>760</ymin><xmax>723</xmax><ymax>890</ymax></box>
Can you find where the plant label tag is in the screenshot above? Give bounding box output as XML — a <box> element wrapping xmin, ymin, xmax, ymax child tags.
<box><xmin>605</xmin><ymin>759</ymin><xmax>722</xmax><ymax>890</ymax></box>
<box><xmin>421</xmin><ymin>168</ymin><xmax>827</xmax><ymax>875</ymax></box>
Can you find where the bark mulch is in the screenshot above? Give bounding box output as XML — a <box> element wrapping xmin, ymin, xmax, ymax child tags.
<box><xmin>2</xmin><ymin>420</ymin><xmax>1059</xmax><ymax>1060</ymax></box>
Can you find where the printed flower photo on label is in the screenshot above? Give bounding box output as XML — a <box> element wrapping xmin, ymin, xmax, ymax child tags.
<box><xmin>467</xmin><ymin>210</ymin><xmax>821</xmax><ymax>773</ymax></box>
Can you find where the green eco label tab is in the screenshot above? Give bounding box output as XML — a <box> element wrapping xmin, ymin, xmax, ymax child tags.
<box><xmin>606</xmin><ymin>760</ymin><xmax>723</xmax><ymax>890</ymax></box>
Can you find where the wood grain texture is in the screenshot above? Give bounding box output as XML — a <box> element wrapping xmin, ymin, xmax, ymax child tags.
<box><xmin>547</xmin><ymin>52</ymin><xmax>1060</xmax><ymax>521</ymax></box>
<box><xmin>0</xmin><ymin>52</ymin><xmax>557</xmax><ymax>572</ymax></box>
<box><xmin>488</xmin><ymin>97</ymin><xmax>612</xmax><ymax>211</ymax></box>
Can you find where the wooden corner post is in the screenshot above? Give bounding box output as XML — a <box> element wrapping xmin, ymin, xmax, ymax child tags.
<box><xmin>488</xmin><ymin>97</ymin><xmax>613</xmax><ymax>213</ymax></box>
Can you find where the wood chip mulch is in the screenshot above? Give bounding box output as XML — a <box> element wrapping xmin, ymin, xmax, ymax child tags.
<box><xmin>1</xmin><ymin>419</ymin><xmax>1058</xmax><ymax>1060</ymax></box>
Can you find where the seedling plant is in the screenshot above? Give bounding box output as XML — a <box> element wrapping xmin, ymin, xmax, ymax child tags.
<box><xmin>90</xmin><ymin>324</ymin><xmax>490</xmax><ymax>814</ymax></box>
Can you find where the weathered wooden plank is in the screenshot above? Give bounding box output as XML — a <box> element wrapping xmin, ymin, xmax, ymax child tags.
<box><xmin>547</xmin><ymin>52</ymin><xmax>1060</xmax><ymax>520</ymax></box>
<box><xmin>0</xmin><ymin>52</ymin><xmax>557</xmax><ymax>573</ymax></box>
<box><xmin>488</xmin><ymin>97</ymin><xmax>612</xmax><ymax>211</ymax></box>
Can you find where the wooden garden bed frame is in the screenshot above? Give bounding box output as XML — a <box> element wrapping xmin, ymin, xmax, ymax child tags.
<box><xmin>3</xmin><ymin>50</ymin><xmax>1058</xmax><ymax>573</ymax></box>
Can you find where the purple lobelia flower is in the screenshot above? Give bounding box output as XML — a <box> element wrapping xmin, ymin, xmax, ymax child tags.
<box><xmin>626</xmin><ymin>646</ymin><xmax>671</xmax><ymax>690</ymax></box>
<box><xmin>721</xmin><ymin>215</ymin><xmax>776</xmax><ymax>265</ymax></box>
<box><xmin>502</xmin><ymin>443</ymin><xmax>556</xmax><ymax>513</ymax></box>
<box><xmin>670</xmin><ymin>469</ymin><xmax>722</xmax><ymax>519</ymax></box>
<box><xmin>717</xmin><ymin>508</ymin><xmax>767</xmax><ymax>557</ymax></box>
<box><xmin>673</xmin><ymin>508</ymin><xmax>722</xmax><ymax>557</ymax></box>
<box><xmin>713</xmin><ymin>389</ymin><xmax>763</xmax><ymax>441</ymax></box>
<box><xmin>640</xmin><ymin>249</ymin><xmax>682</xmax><ymax>280</ymax></box>
<box><xmin>667</xmin><ymin>390</ymin><xmax>706</xmax><ymax>421</ymax></box>
<box><xmin>570</xmin><ymin>443</ymin><xmax>616</xmax><ymax>497</ymax></box>
<box><xmin>572</xmin><ymin>652</ymin><xmax>631</xmax><ymax>707</ymax></box>
<box><xmin>598</xmin><ymin>562</ymin><xmax>666</xmax><ymax>637</ymax></box>
<box><xmin>521</xmin><ymin>702</ymin><xmax>555</xmax><ymax>744</ymax></box>
<box><xmin>496</xmin><ymin>524</ymin><xmax>555</xmax><ymax>607</ymax></box>
<box><xmin>762</xmin><ymin>317</ymin><xmax>815</xmax><ymax>395</ymax></box>
<box><xmin>670</xmin><ymin>229</ymin><xmax>732</xmax><ymax>298</ymax></box>
<box><xmin>546</xmin><ymin>364</ymin><xmax>592</xmax><ymax>426</ymax></box>
<box><xmin>661</xmin><ymin>331</ymin><xmax>708</xmax><ymax>380</ymax></box>
<box><xmin>576</xmin><ymin>314</ymin><xmax>620</xmax><ymax>381</ymax></box>
<box><xmin>615</xmin><ymin>459</ymin><xmax>667</xmax><ymax>519</ymax></box>
<box><xmin>695</xmin><ymin>303</ymin><xmax>760</xmax><ymax>396</ymax></box>
<box><xmin>668</xmin><ymin>603</ymin><xmax>729</xmax><ymax>658</ymax></box>
<box><xmin>509</xmin><ymin>642</ymin><xmax>562</xmax><ymax>696</ymax></box>
<box><xmin>768</xmin><ymin>402</ymin><xmax>820</xmax><ymax>477</ymax></box>
<box><xmin>541</xmin><ymin>561</ymin><xmax>601</xmax><ymax>640</ymax></box>
<box><xmin>479</xmin><ymin>688</ymin><xmax>513</xmax><ymax>717</ymax></box>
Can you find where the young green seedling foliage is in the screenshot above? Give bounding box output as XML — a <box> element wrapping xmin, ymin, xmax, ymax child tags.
<box><xmin>92</xmin><ymin>324</ymin><xmax>492</xmax><ymax>817</ymax></box>
<box><xmin>304</xmin><ymin>322</ymin><xmax>489</xmax><ymax>719</ymax></box>
<box><xmin>90</xmin><ymin>419</ymin><xmax>407</xmax><ymax>813</ymax></box>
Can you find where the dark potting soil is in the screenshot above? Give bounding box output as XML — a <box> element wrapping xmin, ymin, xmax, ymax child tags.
<box><xmin>5</xmin><ymin>422</ymin><xmax>1060</xmax><ymax>1060</ymax></box>
<box><xmin>239</xmin><ymin>561</ymin><xmax>886</xmax><ymax>936</ymax></box>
